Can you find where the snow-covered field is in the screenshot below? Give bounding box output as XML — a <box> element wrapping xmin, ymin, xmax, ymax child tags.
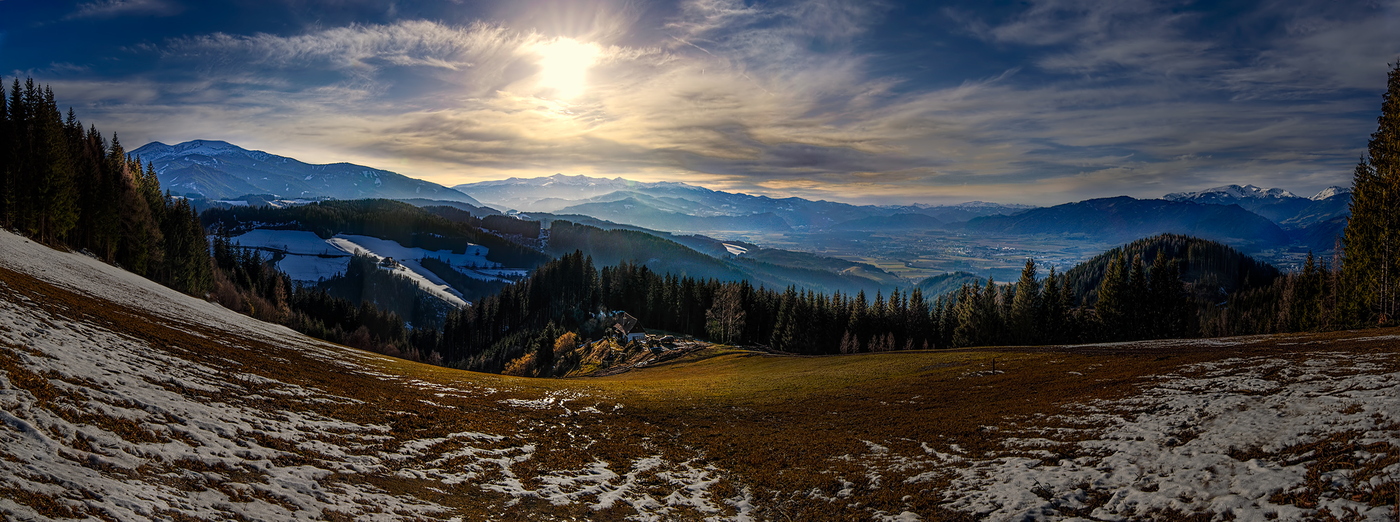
<box><xmin>926</xmin><ymin>353</ymin><xmax>1400</xmax><ymax>520</ymax></box>
<box><xmin>225</xmin><ymin>229</ymin><xmax>516</xmax><ymax>306</ymax></box>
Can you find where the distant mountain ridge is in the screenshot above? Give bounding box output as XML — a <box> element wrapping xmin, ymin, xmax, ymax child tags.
<box><xmin>964</xmin><ymin>196</ymin><xmax>1291</xmax><ymax>251</ymax></box>
<box><xmin>1163</xmin><ymin>184</ymin><xmax>1299</xmax><ymax>203</ymax></box>
<box><xmin>456</xmin><ymin>173</ymin><xmax>1030</xmax><ymax>232</ymax></box>
<box><xmin>1162</xmin><ymin>183</ymin><xmax>1351</xmax><ymax>229</ymax></box>
<box><xmin>131</xmin><ymin>140</ymin><xmax>484</xmax><ymax>205</ymax></box>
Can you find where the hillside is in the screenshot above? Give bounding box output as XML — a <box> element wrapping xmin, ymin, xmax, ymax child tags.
<box><xmin>916</xmin><ymin>271</ymin><xmax>986</xmax><ymax>297</ymax></box>
<box><xmin>1062</xmin><ymin>234</ymin><xmax>1280</xmax><ymax>305</ymax></box>
<box><xmin>545</xmin><ymin>220</ymin><xmax>896</xmax><ymax>295</ymax></box>
<box><xmin>202</xmin><ymin>199</ymin><xmax>547</xmax><ymax>269</ymax></box>
<box><xmin>131</xmin><ymin>140</ymin><xmax>482</xmax><ymax>204</ymax></box>
<box><xmin>5</xmin><ymin>229</ymin><xmax>1400</xmax><ymax>520</ymax></box>
<box><xmin>964</xmin><ymin>196</ymin><xmax>1291</xmax><ymax>250</ymax></box>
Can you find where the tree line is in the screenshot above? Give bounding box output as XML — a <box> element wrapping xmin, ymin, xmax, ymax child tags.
<box><xmin>409</xmin><ymin>239</ymin><xmax>1209</xmax><ymax>372</ymax></box>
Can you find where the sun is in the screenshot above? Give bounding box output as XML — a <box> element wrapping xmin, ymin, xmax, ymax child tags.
<box><xmin>534</xmin><ymin>37</ymin><xmax>601</xmax><ymax>100</ymax></box>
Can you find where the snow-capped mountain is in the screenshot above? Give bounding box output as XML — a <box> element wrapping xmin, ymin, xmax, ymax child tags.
<box><xmin>130</xmin><ymin>140</ymin><xmax>483</xmax><ymax>205</ymax></box>
<box><xmin>1310</xmin><ymin>186</ymin><xmax>1351</xmax><ymax>201</ymax></box>
<box><xmin>1161</xmin><ymin>183</ymin><xmax>1351</xmax><ymax>233</ymax></box>
<box><xmin>1163</xmin><ymin>184</ymin><xmax>1299</xmax><ymax>204</ymax></box>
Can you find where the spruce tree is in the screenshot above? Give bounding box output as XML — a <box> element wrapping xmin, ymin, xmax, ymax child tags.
<box><xmin>0</xmin><ymin>78</ymin><xmax>9</xmax><ymax>228</ymax></box>
<box><xmin>1096</xmin><ymin>252</ymin><xmax>1129</xmax><ymax>339</ymax></box>
<box><xmin>1041</xmin><ymin>267</ymin><xmax>1064</xmax><ymax>343</ymax></box>
<box><xmin>1127</xmin><ymin>254</ymin><xmax>1148</xmax><ymax>338</ymax></box>
<box><xmin>36</xmin><ymin>88</ymin><xmax>77</xmax><ymax>243</ymax></box>
<box><xmin>1010</xmin><ymin>258</ymin><xmax>1041</xmax><ymax>344</ymax></box>
<box><xmin>1341</xmin><ymin>62</ymin><xmax>1400</xmax><ymax>325</ymax></box>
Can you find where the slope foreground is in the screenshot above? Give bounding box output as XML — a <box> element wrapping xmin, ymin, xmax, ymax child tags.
<box><xmin>3</xmin><ymin>230</ymin><xmax>1400</xmax><ymax>520</ymax></box>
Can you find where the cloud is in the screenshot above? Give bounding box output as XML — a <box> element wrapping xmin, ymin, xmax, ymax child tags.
<box><xmin>37</xmin><ymin>0</ymin><xmax>1400</xmax><ymax>205</ymax></box>
<box><xmin>69</xmin><ymin>0</ymin><xmax>181</xmax><ymax>19</ymax></box>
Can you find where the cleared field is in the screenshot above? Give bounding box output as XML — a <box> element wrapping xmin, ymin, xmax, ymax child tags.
<box><xmin>3</xmin><ymin>230</ymin><xmax>1400</xmax><ymax>520</ymax></box>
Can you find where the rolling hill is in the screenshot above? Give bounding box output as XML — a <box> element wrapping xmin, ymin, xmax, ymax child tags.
<box><xmin>1061</xmin><ymin>234</ymin><xmax>1280</xmax><ymax>306</ymax></box>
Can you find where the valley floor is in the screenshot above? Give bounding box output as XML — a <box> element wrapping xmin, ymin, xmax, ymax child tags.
<box><xmin>2</xmin><ymin>229</ymin><xmax>1400</xmax><ymax>521</ymax></box>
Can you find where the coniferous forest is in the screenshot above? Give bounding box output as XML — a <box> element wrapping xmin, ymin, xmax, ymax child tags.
<box><xmin>3</xmin><ymin>63</ymin><xmax>1400</xmax><ymax>375</ymax></box>
<box><xmin>0</xmin><ymin>78</ymin><xmax>211</xmax><ymax>295</ymax></box>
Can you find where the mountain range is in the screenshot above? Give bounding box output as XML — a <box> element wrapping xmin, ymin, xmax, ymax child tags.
<box><xmin>963</xmin><ymin>196</ymin><xmax>1293</xmax><ymax>250</ymax></box>
<box><xmin>128</xmin><ymin>140</ymin><xmax>1355</xmax><ymax>267</ymax></box>
<box><xmin>456</xmin><ymin>173</ymin><xmax>1031</xmax><ymax>232</ymax></box>
<box><xmin>1163</xmin><ymin>184</ymin><xmax>1351</xmax><ymax>228</ymax></box>
<box><xmin>131</xmin><ymin>140</ymin><xmax>483</xmax><ymax>205</ymax></box>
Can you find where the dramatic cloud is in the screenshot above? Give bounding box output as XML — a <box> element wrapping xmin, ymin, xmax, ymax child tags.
<box><xmin>8</xmin><ymin>0</ymin><xmax>1400</xmax><ymax>204</ymax></box>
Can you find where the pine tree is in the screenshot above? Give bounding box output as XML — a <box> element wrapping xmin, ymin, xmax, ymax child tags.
<box><xmin>1010</xmin><ymin>258</ymin><xmax>1041</xmax><ymax>344</ymax></box>
<box><xmin>1126</xmin><ymin>254</ymin><xmax>1148</xmax><ymax>338</ymax></box>
<box><xmin>36</xmin><ymin>88</ymin><xmax>78</xmax><ymax>244</ymax></box>
<box><xmin>1341</xmin><ymin>62</ymin><xmax>1400</xmax><ymax>326</ymax></box>
<box><xmin>1147</xmin><ymin>251</ymin><xmax>1190</xmax><ymax>338</ymax></box>
<box><xmin>0</xmin><ymin>78</ymin><xmax>10</xmax><ymax>228</ymax></box>
<box><xmin>769</xmin><ymin>287</ymin><xmax>798</xmax><ymax>351</ymax></box>
<box><xmin>1096</xmin><ymin>252</ymin><xmax>1130</xmax><ymax>339</ymax></box>
<box><xmin>1041</xmin><ymin>267</ymin><xmax>1064</xmax><ymax>343</ymax></box>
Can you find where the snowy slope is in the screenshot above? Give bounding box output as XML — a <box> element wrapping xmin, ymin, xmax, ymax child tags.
<box><xmin>5</xmin><ymin>229</ymin><xmax>1400</xmax><ymax>520</ymax></box>
<box><xmin>0</xmin><ymin>230</ymin><xmax>742</xmax><ymax>521</ymax></box>
<box><xmin>224</xmin><ymin>229</ymin><xmax>512</xmax><ymax>306</ymax></box>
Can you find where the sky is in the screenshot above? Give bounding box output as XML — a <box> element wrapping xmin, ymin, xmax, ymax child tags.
<box><xmin>2</xmin><ymin>0</ymin><xmax>1398</xmax><ymax>205</ymax></box>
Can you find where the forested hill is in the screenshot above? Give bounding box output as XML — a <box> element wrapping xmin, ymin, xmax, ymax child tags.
<box><xmin>546</xmin><ymin>220</ymin><xmax>896</xmax><ymax>295</ymax></box>
<box><xmin>1063</xmin><ymin>234</ymin><xmax>1280</xmax><ymax>306</ymax></box>
<box><xmin>201</xmin><ymin>199</ymin><xmax>548</xmax><ymax>268</ymax></box>
<box><xmin>916</xmin><ymin>272</ymin><xmax>986</xmax><ymax>297</ymax></box>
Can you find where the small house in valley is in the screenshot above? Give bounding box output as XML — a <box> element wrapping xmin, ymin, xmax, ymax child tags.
<box><xmin>611</xmin><ymin>312</ymin><xmax>646</xmax><ymax>343</ymax></box>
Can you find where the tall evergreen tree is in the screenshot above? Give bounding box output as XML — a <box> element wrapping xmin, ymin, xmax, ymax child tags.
<box><xmin>1009</xmin><ymin>258</ymin><xmax>1041</xmax><ymax>344</ymax></box>
<box><xmin>1341</xmin><ymin>62</ymin><xmax>1400</xmax><ymax>326</ymax></box>
<box><xmin>1096</xmin><ymin>252</ymin><xmax>1130</xmax><ymax>339</ymax></box>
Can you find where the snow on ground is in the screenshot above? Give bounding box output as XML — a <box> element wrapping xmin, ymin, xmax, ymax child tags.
<box><xmin>226</xmin><ymin>229</ymin><xmax>353</xmax><ymax>283</ymax></box>
<box><xmin>328</xmin><ymin>235</ymin><xmax>471</xmax><ymax>307</ymax></box>
<box><xmin>225</xmin><ymin>229</ymin><xmax>522</xmax><ymax>306</ymax></box>
<box><xmin>227</xmin><ymin>229</ymin><xmax>346</xmax><ymax>256</ymax></box>
<box><xmin>0</xmin><ymin>229</ymin><xmax>746</xmax><ymax>521</ymax></box>
<box><xmin>919</xmin><ymin>353</ymin><xmax>1400</xmax><ymax>520</ymax></box>
<box><xmin>272</xmin><ymin>253</ymin><xmax>352</xmax><ymax>282</ymax></box>
<box><xmin>0</xmin><ymin>230</ymin><xmax>463</xmax><ymax>519</ymax></box>
<box><xmin>329</xmin><ymin>234</ymin><xmax>491</xmax><ymax>268</ymax></box>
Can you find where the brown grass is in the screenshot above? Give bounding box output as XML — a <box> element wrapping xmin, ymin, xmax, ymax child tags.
<box><xmin>5</xmin><ymin>263</ymin><xmax>1400</xmax><ymax>520</ymax></box>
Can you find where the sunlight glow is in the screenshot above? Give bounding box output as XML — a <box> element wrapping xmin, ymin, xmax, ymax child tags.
<box><xmin>534</xmin><ymin>37</ymin><xmax>601</xmax><ymax>100</ymax></box>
